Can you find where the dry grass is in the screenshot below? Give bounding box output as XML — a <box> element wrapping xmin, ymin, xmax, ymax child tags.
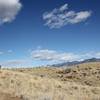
<box><xmin>0</xmin><ymin>92</ymin><xmax>22</xmax><ymax>100</ymax></box>
<box><xmin>0</xmin><ymin>62</ymin><xmax>100</xmax><ymax>100</ymax></box>
<box><xmin>57</xmin><ymin>62</ymin><xmax>100</xmax><ymax>86</ymax></box>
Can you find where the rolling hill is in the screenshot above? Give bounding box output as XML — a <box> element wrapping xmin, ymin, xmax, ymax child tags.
<box><xmin>0</xmin><ymin>62</ymin><xmax>100</xmax><ymax>100</ymax></box>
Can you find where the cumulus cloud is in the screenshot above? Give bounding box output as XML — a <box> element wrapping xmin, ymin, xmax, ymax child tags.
<box><xmin>31</xmin><ymin>49</ymin><xmax>100</xmax><ymax>63</ymax></box>
<box><xmin>0</xmin><ymin>0</ymin><xmax>22</xmax><ymax>24</ymax></box>
<box><xmin>31</xmin><ymin>49</ymin><xmax>80</xmax><ymax>62</ymax></box>
<box><xmin>43</xmin><ymin>3</ymin><xmax>92</xmax><ymax>28</ymax></box>
<box><xmin>1</xmin><ymin>49</ymin><xmax>100</xmax><ymax>67</ymax></box>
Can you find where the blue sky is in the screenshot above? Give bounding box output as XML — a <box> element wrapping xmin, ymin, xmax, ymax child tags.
<box><xmin>0</xmin><ymin>0</ymin><xmax>100</xmax><ymax>67</ymax></box>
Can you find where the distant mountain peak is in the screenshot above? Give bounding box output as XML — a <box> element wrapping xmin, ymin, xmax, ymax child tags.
<box><xmin>51</xmin><ymin>58</ymin><xmax>100</xmax><ymax>67</ymax></box>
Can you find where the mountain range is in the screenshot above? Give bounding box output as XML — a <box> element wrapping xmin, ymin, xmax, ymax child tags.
<box><xmin>51</xmin><ymin>58</ymin><xmax>100</xmax><ymax>67</ymax></box>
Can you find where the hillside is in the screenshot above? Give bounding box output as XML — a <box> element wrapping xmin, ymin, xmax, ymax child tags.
<box><xmin>0</xmin><ymin>62</ymin><xmax>100</xmax><ymax>100</ymax></box>
<box><xmin>57</xmin><ymin>62</ymin><xmax>100</xmax><ymax>86</ymax></box>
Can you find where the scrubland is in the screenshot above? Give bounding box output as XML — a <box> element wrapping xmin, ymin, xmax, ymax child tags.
<box><xmin>0</xmin><ymin>62</ymin><xmax>100</xmax><ymax>100</ymax></box>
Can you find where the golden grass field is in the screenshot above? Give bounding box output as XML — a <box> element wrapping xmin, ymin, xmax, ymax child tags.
<box><xmin>0</xmin><ymin>62</ymin><xmax>100</xmax><ymax>100</ymax></box>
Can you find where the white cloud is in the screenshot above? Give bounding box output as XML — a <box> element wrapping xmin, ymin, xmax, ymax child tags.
<box><xmin>0</xmin><ymin>0</ymin><xmax>22</xmax><ymax>24</ymax></box>
<box><xmin>1</xmin><ymin>49</ymin><xmax>100</xmax><ymax>68</ymax></box>
<box><xmin>59</xmin><ymin>4</ymin><xmax>68</xmax><ymax>11</ymax></box>
<box><xmin>31</xmin><ymin>49</ymin><xmax>100</xmax><ymax>63</ymax></box>
<box><xmin>0</xmin><ymin>50</ymin><xmax>13</xmax><ymax>55</ymax></box>
<box><xmin>2</xmin><ymin>60</ymin><xmax>26</xmax><ymax>65</ymax></box>
<box><xmin>31</xmin><ymin>49</ymin><xmax>80</xmax><ymax>62</ymax></box>
<box><xmin>81</xmin><ymin>52</ymin><xmax>100</xmax><ymax>59</ymax></box>
<box><xmin>0</xmin><ymin>51</ymin><xmax>3</xmax><ymax>55</ymax></box>
<box><xmin>1</xmin><ymin>59</ymin><xmax>32</xmax><ymax>68</ymax></box>
<box><xmin>69</xmin><ymin>11</ymin><xmax>91</xmax><ymax>24</ymax></box>
<box><xmin>43</xmin><ymin>3</ymin><xmax>92</xmax><ymax>28</ymax></box>
<box><xmin>7</xmin><ymin>50</ymin><xmax>13</xmax><ymax>53</ymax></box>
